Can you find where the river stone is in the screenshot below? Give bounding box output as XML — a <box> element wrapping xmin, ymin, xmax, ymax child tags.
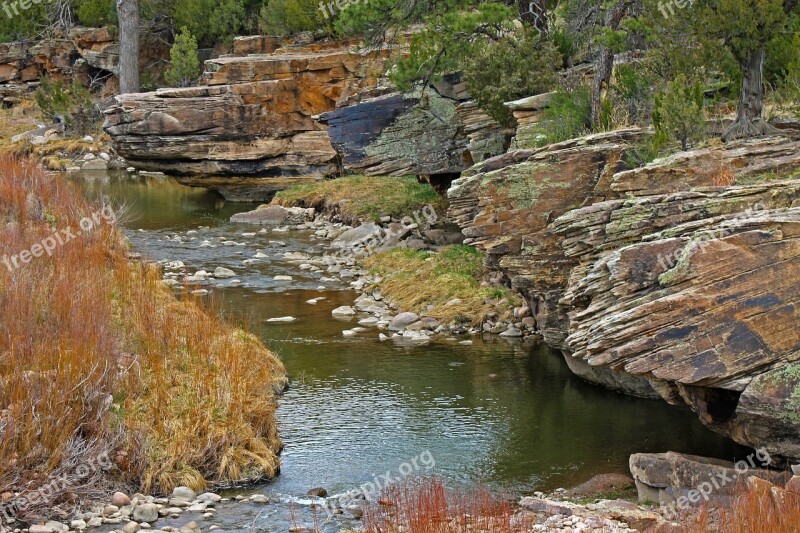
<box><xmin>389</xmin><ymin>312</ymin><xmax>419</xmax><ymax>331</ymax></box>
<box><xmin>197</xmin><ymin>492</ymin><xmax>222</xmax><ymax>503</ymax></box>
<box><xmin>29</xmin><ymin>526</ymin><xmax>55</xmax><ymax>533</ymax></box>
<box><xmin>82</xmin><ymin>158</ymin><xmax>108</xmax><ymax>171</ymax></box>
<box><xmin>213</xmin><ymin>267</ymin><xmax>235</xmax><ymax>278</ymax></box>
<box><xmin>44</xmin><ymin>522</ymin><xmax>68</xmax><ymax>533</ymax></box>
<box><xmin>499</xmin><ymin>327</ymin><xmax>523</xmax><ymax>337</ymax></box>
<box><xmin>103</xmin><ymin>503</ymin><xmax>119</xmax><ymax>515</ymax></box>
<box><xmin>307</xmin><ymin>487</ymin><xmax>328</xmax><ymax>498</ymax></box>
<box><xmin>273</xmin><ymin>275</ymin><xmax>293</xmax><ymax>281</ymax></box>
<box><xmin>132</xmin><ymin>503</ymin><xmax>159</xmax><ymax>523</ymax></box>
<box><xmin>331</xmin><ymin>306</ymin><xmax>356</xmax><ymax>317</ymax></box>
<box><xmin>122</xmin><ymin>521</ymin><xmax>140</xmax><ymax>533</ymax></box>
<box><xmin>180</xmin><ymin>521</ymin><xmax>201</xmax><ymax>533</ymax></box>
<box><xmin>331</xmin><ymin>223</ymin><xmax>382</xmax><ymax>249</ymax></box>
<box><xmin>230</xmin><ymin>205</ymin><xmax>315</xmax><ymax>225</ymax></box>
<box><xmin>266</xmin><ymin>316</ymin><xmax>297</xmax><ymax>322</ymax></box>
<box><xmin>173</xmin><ymin>487</ymin><xmax>196</xmax><ymax>501</ymax></box>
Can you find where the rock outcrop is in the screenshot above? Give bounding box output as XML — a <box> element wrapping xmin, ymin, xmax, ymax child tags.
<box><xmin>317</xmin><ymin>82</ymin><xmax>511</xmax><ymax>177</ymax></box>
<box><xmin>629</xmin><ymin>452</ymin><xmax>789</xmax><ymax>507</ymax></box>
<box><xmin>0</xmin><ymin>27</ymin><xmax>168</xmax><ymax>102</ymax></box>
<box><xmin>449</xmin><ymin>134</ymin><xmax>800</xmax><ymax>459</ymax></box>
<box><xmin>104</xmin><ymin>41</ymin><xmax>391</xmax><ymax>183</ymax></box>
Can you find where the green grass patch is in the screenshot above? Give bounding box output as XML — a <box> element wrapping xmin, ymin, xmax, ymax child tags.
<box><xmin>272</xmin><ymin>175</ymin><xmax>445</xmax><ymax>224</ymax></box>
<box><xmin>365</xmin><ymin>245</ymin><xmax>520</xmax><ymax>323</ymax></box>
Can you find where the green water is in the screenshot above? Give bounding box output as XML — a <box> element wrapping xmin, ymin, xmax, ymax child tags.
<box><xmin>76</xmin><ymin>171</ymin><xmax>751</xmax><ymax>499</ymax></box>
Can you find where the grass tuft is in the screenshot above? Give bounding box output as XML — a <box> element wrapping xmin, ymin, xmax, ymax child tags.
<box><xmin>363</xmin><ymin>476</ymin><xmax>532</xmax><ymax>533</ymax></box>
<box><xmin>272</xmin><ymin>175</ymin><xmax>445</xmax><ymax>224</ymax></box>
<box><xmin>364</xmin><ymin>245</ymin><xmax>520</xmax><ymax>324</ymax></box>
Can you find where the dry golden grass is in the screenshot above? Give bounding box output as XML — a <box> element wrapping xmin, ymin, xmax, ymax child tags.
<box><xmin>363</xmin><ymin>477</ymin><xmax>532</xmax><ymax>533</ymax></box>
<box><xmin>364</xmin><ymin>246</ymin><xmax>520</xmax><ymax>324</ymax></box>
<box><xmin>272</xmin><ymin>174</ymin><xmax>445</xmax><ymax>224</ymax></box>
<box><xmin>0</xmin><ymin>99</ymin><xmax>107</xmax><ymax>162</ymax></box>
<box><xmin>0</xmin><ymin>157</ymin><xmax>286</xmax><ymax>513</ymax></box>
<box><xmin>710</xmin><ymin>163</ymin><xmax>736</xmax><ymax>187</ymax></box>
<box><xmin>698</xmin><ymin>479</ymin><xmax>800</xmax><ymax>533</ymax></box>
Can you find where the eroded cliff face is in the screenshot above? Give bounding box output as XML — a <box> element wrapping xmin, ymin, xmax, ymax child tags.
<box><xmin>103</xmin><ymin>39</ymin><xmax>393</xmax><ymax>181</ymax></box>
<box><xmin>0</xmin><ymin>27</ymin><xmax>168</xmax><ymax>102</ymax></box>
<box><xmin>449</xmin><ymin>133</ymin><xmax>800</xmax><ymax>460</ymax></box>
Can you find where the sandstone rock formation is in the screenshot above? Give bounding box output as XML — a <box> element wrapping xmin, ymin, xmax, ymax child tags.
<box><xmin>449</xmin><ymin>134</ymin><xmax>800</xmax><ymax>459</ymax></box>
<box><xmin>0</xmin><ymin>27</ymin><xmax>168</xmax><ymax>102</ymax></box>
<box><xmin>104</xmin><ymin>40</ymin><xmax>392</xmax><ymax>189</ymax></box>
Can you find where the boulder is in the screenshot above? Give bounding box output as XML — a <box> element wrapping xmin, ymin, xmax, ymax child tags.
<box><xmin>389</xmin><ymin>312</ymin><xmax>420</xmax><ymax>331</ymax></box>
<box><xmin>213</xmin><ymin>267</ymin><xmax>235</xmax><ymax>278</ymax></box>
<box><xmin>331</xmin><ymin>223</ymin><xmax>382</xmax><ymax>249</ymax></box>
<box><xmin>318</xmin><ymin>86</ymin><xmax>510</xmax><ymax>176</ymax></box>
<box><xmin>230</xmin><ymin>204</ymin><xmax>315</xmax><ymax>225</ymax></box>
<box><xmin>112</xmin><ymin>491</ymin><xmax>132</xmax><ymax>507</ymax></box>
<box><xmin>629</xmin><ymin>452</ymin><xmax>789</xmax><ymax>507</ymax></box>
<box><xmin>132</xmin><ymin>503</ymin><xmax>159</xmax><ymax>523</ymax></box>
<box><xmin>172</xmin><ymin>486</ymin><xmax>196</xmax><ymax>501</ymax></box>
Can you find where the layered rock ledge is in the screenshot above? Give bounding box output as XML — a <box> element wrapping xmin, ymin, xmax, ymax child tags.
<box><xmin>103</xmin><ymin>40</ymin><xmax>392</xmax><ymax>183</ymax></box>
<box><xmin>449</xmin><ymin>134</ymin><xmax>800</xmax><ymax>459</ymax></box>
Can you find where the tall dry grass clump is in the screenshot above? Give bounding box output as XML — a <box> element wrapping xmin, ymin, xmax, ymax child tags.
<box><xmin>363</xmin><ymin>477</ymin><xmax>532</xmax><ymax>533</ymax></box>
<box><xmin>0</xmin><ymin>157</ymin><xmax>285</xmax><ymax>520</ymax></box>
<box><xmin>708</xmin><ymin>478</ymin><xmax>800</xmax><ymax>533</ymax></box>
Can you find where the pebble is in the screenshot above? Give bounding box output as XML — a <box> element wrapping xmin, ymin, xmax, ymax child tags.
<box><xmin>273</xmin><ymin>275</ymin><xmax>293</xmax><ymax>281</ymax></box>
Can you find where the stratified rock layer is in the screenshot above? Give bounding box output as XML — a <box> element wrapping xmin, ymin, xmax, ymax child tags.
<box><xmin>449</xmin><ymin>134</ymin><xmax>800</xmax><ymax>459</ymax></box>
<box><xmin>0</xmin><ymin>27</ymin><xmax>168</xmax><ymax>101</ymax></box>
<box><xmin>104</xmin><ymin>41</ymin><xmax>392</xmax><ymax>178</ymax></box>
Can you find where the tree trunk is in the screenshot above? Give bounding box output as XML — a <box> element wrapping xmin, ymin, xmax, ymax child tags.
<box><xmin>116</xmin><ymin>0</ymin><xmax>140</xmax><ymax>94</ymax></box>
<box><xmin>590</xmin><ymin>0</ymin><xmax>629</xmax><ymax>130</ymax></box>
<box><xmin>722</xmin><ymin>49</ymin><xmax>780</xmax><ymax>141</ymax></box>
<box><xmin>591</xmin><ymin>48</ymin><xmax>613</xmax><ymax>130</ymax></box>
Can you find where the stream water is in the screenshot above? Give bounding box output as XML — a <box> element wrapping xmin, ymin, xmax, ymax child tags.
<box><xmin>74</xmin><ymin>171</ymin><xmax>750</xmax><ymax>531</ymax></box>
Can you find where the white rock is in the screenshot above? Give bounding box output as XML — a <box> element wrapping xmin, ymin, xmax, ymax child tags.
<box><xmin>213</xmin><ymin>266</ymin><xmax>235</xmax><ymax>278</ymax></box>
<box><xmin>266</xmin><ymin>316</ymin><xmax>297</xmax><ymax>323</ymax></box>
<box><xmin>331</xmin><ymin>306</ymin><xmax>356</xmax><ymax>317</ymax></box>
<box><xmin>273</xmin><ymin>275</ymin><xmax>293</xmax><ymax>281</ymax></box>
